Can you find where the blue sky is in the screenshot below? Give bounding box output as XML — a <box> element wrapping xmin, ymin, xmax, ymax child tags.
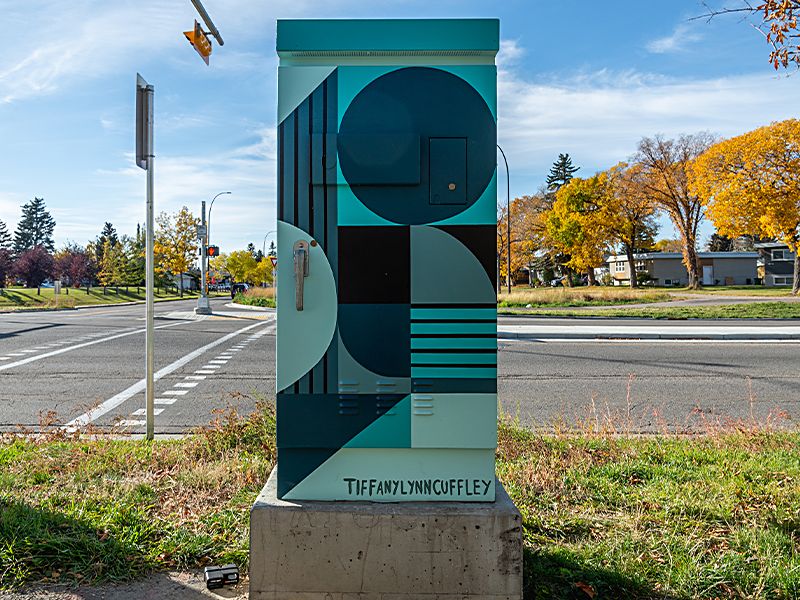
<box><xmin>1</xmin><ymin>0</ymin><xmax>798</xmax><ymax>255</ymax></box>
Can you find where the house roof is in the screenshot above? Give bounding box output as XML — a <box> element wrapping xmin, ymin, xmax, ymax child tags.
<box><xmin>609</xmin><ymin>251</ymin><xmax>759</xmax><ymax>262</ymax></box>
<box><xmin>754</xmin><ymin>242</ymin><xmax>791</xmax><ymax>249</ymax></box>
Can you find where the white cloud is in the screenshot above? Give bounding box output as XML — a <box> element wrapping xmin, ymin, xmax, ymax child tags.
<box><xmin>496</xmin><ymin>62</ymin><xmax>800</xmax><ymax>189</ymax></box>
<box><xmin>646</xmin><ymin>25</ymin><xmax>702</xmax><ymax>54</ymax></box>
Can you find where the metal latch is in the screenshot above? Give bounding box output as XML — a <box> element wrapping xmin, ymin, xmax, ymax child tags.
<box><xmin>293</xmin><ymin>240</ymin><xmax>309</xmax><ymax>311</ymax></box>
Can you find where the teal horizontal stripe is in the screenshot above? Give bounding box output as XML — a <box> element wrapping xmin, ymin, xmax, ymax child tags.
<box><xmin>411</xmin><ymin>338</ymin><xmax>497</xmax><ymax>350</ymax></box>
<box><xmin>411</xmin><ymin>353</ymin><xmax>497</xmax><ymax>365</ymax></box>
<box><xmin>411</xmin><ymin>367</ymin><xmax>497</xmax><ymax>378</ymax></box>
<box><xmin>410</xmin><ymin>308</ymin><xmax>497</xmax><ymax>320</ymax></box>
<box><xmin>411</xmin><ymin>322</ymin><xmax>497</xmax><ymax>335</ymax></box>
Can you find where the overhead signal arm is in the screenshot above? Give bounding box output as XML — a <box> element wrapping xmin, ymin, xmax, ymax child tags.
<box><xmin>184</xmin><ymin>0</ymin><xmax>223</xmax><ymax>65</ymax></box>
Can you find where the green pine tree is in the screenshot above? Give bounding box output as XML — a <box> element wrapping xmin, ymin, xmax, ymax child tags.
<box><xmin>13</xmin><ymin>197</ymin><xmax>56</xmax><ymax>254</ymax></box>
<box><xmin>546</xmin><ymin>154</ymin><xmax>580</xmax><ymax>191</ymax></box>
<box><xmin>0</xmin><ymin>219</ymin><xmax>11</xmax><ymax>250</ymax></box>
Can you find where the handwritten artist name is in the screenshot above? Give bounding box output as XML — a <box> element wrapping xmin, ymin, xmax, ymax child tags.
<box><xmin>343</xmin><ymin>478</ymin><xmax>492</xmax><ymax>498</ymax></box>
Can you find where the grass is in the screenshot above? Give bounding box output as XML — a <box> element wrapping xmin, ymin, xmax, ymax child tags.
<box><xmin>0</xmin><ymin>396</ymin><xmax>275</xmax><ymax>588</ymax></box>
<box><xmin>501</xmin><ymin>302</ymin><xmax>800</xmax><ymax>319</ymax></box>
<box><xmin>233</xmin><ymin>286</ymin><xmax>275</xmax><ymax>308</ymax></box>
<box><xmin>497</xmin><ymin>288</ymin><xmax>676</xmax><ymax>308</ymax></box>
<box><xmin>681</xmin><ymin>286</ymin><xmax>794</xmax><ymax>297</ymax></box>
<box><xmin>2</xmin><ymin>394</ymin><xmax>799</xmax><ymax>599</ymax></box>
<box><xmin>0</xmin><ymin>286</ymin><xmax>227</xmax><ymax>310</ymax></box>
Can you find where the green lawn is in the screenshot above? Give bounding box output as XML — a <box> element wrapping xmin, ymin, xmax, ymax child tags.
<box><xmin>0</xmin><ymin>286</ymin><xmax>227</xmax><ymax>310</ymax></box>
<box><xmin>501</xmin><ymin>302</ymin><xmax>800</xmax><ymax>319</ymax></box>
<box><xmin>2</xmin><ymin>398</ymin><xmax>798</xmax><ymax>598</ymax></box>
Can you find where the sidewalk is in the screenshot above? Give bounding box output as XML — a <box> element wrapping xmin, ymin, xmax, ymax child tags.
<box><xmin>498</xmin><ymin>322</ymin><xmax>800</xmax><ymax>340</ymax></box>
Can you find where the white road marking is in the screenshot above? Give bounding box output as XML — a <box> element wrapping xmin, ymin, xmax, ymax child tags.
<box><xmin>155</xmin><ymin>398</ymin><xmax>177</xmax><ymax>405</ymax></box>
<box><xmin>118</xmin><ymin>420</ymin><xmax>146</xmax><ymax>428</ymax></box>
<box><xmin>64</xmin><ymin>320</ymin><xmax>270</xmax><ymax>428</ymax></box>
<box><xmin>184</xmin><ymin>375</ymin><xmax>206</xmax><ymax>380</ymax></box>
<box><xmin>163</xmin><ymin>390</ymin><xmax>188</xmax><ymax>396</ymax></box>
<box><xmin>201</xmin><ymin>365</ymin><xmax>221</xmax><ymax>369</ymax></box>
<box><xmin>194</xmin><ymin>370</ymin><xmax>215</xmax><ymax>374</ymax></box>
<box><xmin>8</xmin><ymin>353</ymin><xmax>24</xmax><ymax>357</ymax></box>
<box><xmin>216</xmin><ymin>355</ymin><xmax>233</xmax><ymax>359</ymax></box>
<box><xmin>174</xmin><ymin>382</ymin><xmax>198</xmax><ymax>388</ymax></box>
<box><xmin>208</xmin><ymin>360</ymin><xmax>228</xmax><ymax>364</ymax></box>
<box><xmin>133</xmin><ymin>408</ymin><xmax>164</xmax><ymax>416</ymax></box>
<box><xmin>0</xmin><ymin>323</ymin><xmax>184</xmax><ymax>373</ymax></box>
<box><xmin>0</xmin><ymin>358</ymin><xmax>9</xmax><ymax>361</ymax></box>
<box><xmin>20</xmin><ymin>350</ymin><xmax>37</xmax><ymax>353</ymax></box>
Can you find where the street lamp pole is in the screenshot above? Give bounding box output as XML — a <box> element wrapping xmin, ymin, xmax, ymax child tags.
<box><xmin>497</xmin><ymin>145</ymin><xmax>511</xmax><ymax>295</ymax></box>
<box><xmin>205</xmin><ymin>191</ymin><xmax>231</xmax><ymax>293</ymax></box>
<box><xmin>206</xmin><ymin>191</ymin><xmax>231</xmax><ymax>252</ymax></box>
<box><xmin>263</xmin><ymin>230</ymin><xmax>276</xmax><ymax>288</ymax></box>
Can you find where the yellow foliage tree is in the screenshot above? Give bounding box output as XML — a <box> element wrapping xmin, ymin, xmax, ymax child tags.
<box><xmin>690</xmin><ymin>118</ymin><xmax>800</xmax><ymax>294</ymax></box>
<box><xmin>634</xmin><ymin>133</ymin><xmax>715</xmax><ymax>289</ymax></box>
<box><xmin>225</xmin><ymin>250</ymin><xmax>257</xmax><ymax>283</ymax></box>
<box><xmin>546</xmin><ymin>174</ymin><xmax>615</xmax><ymax>285</ymax></box>
<box><xmin>603</xmin><ymin>163</ymin><xmax>659</xmax><ymax>288</ymax></box>
<box><xmin>98</xmin><ymin>238</ymin><xmax>123</xmax><ymax>286</ymax></box>
<box><xmin>154</xmin><ymin>207</ymin><xmax>198</xmax><ymax>297</ymax></box>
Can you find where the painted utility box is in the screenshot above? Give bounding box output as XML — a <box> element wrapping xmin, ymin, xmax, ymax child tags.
<box><xmin>275</xmin><ymin>19</ymin><xmax>499</xmax><ymax>502</ymax></box>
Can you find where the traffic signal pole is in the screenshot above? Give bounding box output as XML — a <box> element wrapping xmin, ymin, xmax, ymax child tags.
<box><xmin>196</xmin><ymin>200</ymin><xmax>211</xmax><ymax>315</ymax></box>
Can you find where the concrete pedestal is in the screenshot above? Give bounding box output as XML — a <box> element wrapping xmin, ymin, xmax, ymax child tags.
<box><xmin>249</xmin><ymin>467</ymin><xmax>523</xmax><ymax>600</ymax></box>
<box><xmin>194</xmin><ymin>297</ymin><xmax>211</xmax><ymax>315</ymax></box>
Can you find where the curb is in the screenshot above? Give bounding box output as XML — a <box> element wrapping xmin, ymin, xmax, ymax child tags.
<box><xmin>498</xmin><ymin>331</ymin><xmax>800</xmax><ymax>340</ymax></box>
<box><xmin>226</xmin><ymin>302</ymin><xmax>274</xmax><ymax>312</ymax></box>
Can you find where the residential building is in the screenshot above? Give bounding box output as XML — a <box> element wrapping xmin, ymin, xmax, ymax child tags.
<box><xmin>754</xmin><ymin>242</ymin><xmax>796</xmax><ymax>287</ymax></box>
<box><xmin>607</xmin><ymin>252</ymin><xmax>759</xmax><ymax>286</ymax></box>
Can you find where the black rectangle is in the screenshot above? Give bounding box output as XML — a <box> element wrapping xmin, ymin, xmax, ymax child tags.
<box><xmin>338</xmin><ymin>226</ymin><xmax>410</xmax><ymax>304</ymax></box>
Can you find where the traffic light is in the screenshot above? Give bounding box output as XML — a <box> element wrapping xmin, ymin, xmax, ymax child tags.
<box><xmin>206</xmin><ymin>245</ymin><xmax>220</xmax><ymax>257</ymax></box>
<box><xmin>184</xmin><ymin>20</ymin><xmax>212</xmax><ymax>65</ymax></box>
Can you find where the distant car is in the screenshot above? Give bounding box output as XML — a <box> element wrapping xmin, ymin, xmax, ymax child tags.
<box><xmin>40</xmin><ymin>281</ymin><xmax>54</xmax><ymax>288</ymax></box>
<box><xmin>550</xmin><ymin>276</ymin><xmax>566</xmax><ymax>287</ymax></box>
<box><xmin>231</xmin><ymin>283</ymin><xmax>249</xmax><ymax>299</ymax></box>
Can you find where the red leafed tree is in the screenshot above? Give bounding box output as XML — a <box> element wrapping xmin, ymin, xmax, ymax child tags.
<box><xmin>13</xmin><ymin>246</ymin><xmax>54</xmax><ymax>288</ymax></box>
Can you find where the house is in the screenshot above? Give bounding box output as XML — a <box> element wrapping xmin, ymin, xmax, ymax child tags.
<box><xmin>754</xmin><ymin>242</ymin><xmax>796</xmax><ymax>287</ymax></box>
<box><xmin>607</xmin><ymin>252</ymin><xmax>759</xmax><ymax>286</ymax></box>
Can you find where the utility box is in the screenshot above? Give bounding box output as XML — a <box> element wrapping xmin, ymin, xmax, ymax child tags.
<box><xmin>275</xmin><ymin>19</ymin><xmax>499</xmax><ymax>502</ymax></box>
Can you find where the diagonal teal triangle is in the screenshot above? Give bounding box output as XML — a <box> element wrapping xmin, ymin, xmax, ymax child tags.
<box><xmin>344</xmin><ymin>395</ymin><xmax>410</xmax><ymax>448</ymax></box>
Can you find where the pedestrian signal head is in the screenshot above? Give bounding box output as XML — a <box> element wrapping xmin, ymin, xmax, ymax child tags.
<box><xmin>206</xmin><ymin>245</ymin><xmax>220</xmax><ymax>257</ymax></box>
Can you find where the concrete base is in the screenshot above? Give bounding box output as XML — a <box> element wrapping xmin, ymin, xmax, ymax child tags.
<box><xmin>194</xmin><ymin>297</ymin><xmax>211</xmax><ymax>315</ymax></box>
<box><xmin>249</xmin><ymin>467</ymin><xmax>522</xmax><ymax>600</ymax></box>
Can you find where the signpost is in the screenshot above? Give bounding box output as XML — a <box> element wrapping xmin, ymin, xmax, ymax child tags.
<box><xmin>136</xmin><ymin>73</ymin><xmax>155</xmax><ymax>441</ymax></box>
<box><xmin>196</xmin><ymin>201</ymin><xmax>211</xmax><ymax>315</ymax></box>
<box><xmin>184</xmin><ymin>0</ymin><xmax>224</xmax><ymax>66</ymax></box>
<box><xmin>54</xmin><ymin>280</ymin><xmax>61</xmax><ymax>307</ymax></box>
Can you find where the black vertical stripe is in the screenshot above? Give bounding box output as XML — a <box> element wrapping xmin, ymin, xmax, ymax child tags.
<box><xmin>293</xmin><ymin>112</ymin><xmax>299</xmax><ymax>227</ymax></box>
<box><xmin>278</xmin><ymin>122</ymin><xmax>284</xmax><ymax>221</ymax></box>
<box><xmin>322</xmin><ymin>79</ymin><xmax>328</xmax><ymax>251</ymax></box>
<box><xmin>308</xmin><ymin>93</ymin><xmax>314</xmax><ymax>239</ymax></box>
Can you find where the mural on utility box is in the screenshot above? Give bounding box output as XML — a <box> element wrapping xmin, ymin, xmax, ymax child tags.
<box><xmin>275</xmin><ymin>20</ymin><xmax>499</xmax><ymax>501</ymax></box>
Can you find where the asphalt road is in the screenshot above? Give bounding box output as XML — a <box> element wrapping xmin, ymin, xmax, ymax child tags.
<box><xmin>2</xmin><ymin>303</ymin><xmax>798</xmax><ymax>434</ymax></box>
<box><xmin>0</xmin><ymin>297</ymin><xmax>274</xmax><ymax>433</ymax></box>
<box><xmin>498</xmin><ymin>338</ymin><xmax>800</xmax><ymax>432</ymax></box>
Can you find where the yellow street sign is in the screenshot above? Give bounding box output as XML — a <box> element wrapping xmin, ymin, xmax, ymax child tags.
<box><xmin>184</xmin><ymin>20</ymin><xmax>212</xmax><ymax>65</ymax></box>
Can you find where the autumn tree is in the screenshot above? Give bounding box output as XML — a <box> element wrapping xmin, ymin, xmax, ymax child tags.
<box><xmin>547</xmin><ymin>175</ymin><xmax>617</xmax><ymax>285</ymax></box>
<box><xmin>98</xmin><ymin>238</ymin><xmax>124</xmax><ymax>286</ymax></box>
<box><xmin>694</xmin><ymin>1</ymin><xmax>800</xmax><ymax>70</ymax></box>
<box><xmin>13</xmin><ymin>197</ymin><xmax>55</xmax><ymax>254</ymax></box>
<box><xmin>13</xmin><ymin>246</ymin><xmax>53</xmax><ymax>287</ymax></box>
<box><xmin>0</xmin><ymin>248</ymin><xmax>11</xmax><ymax>289</ymax></box>
<box><xmin>634</xmin><ymin>132</ymin><xmax>715</xmax><ymax>289</ymax></box>
<box><xmin>654</xmin><ymin>238</ymin><xmax>683</xmax><ymax>252</ymax></box>
<box><xmin>154</xmin><ymin>207</ymin><xmax>198</xmax><ymax>297</ymax></box>
<box><xmin>603</xmin><ymin>163</ymin><xmax>660</xmax><ymax>288</ymax></box>
<box><xmin>497</xmin><ymin>201</ymin><xmax>529</xmax><ymax>289</ymax></box>
<box><xmin>691</xmin><ymin>119</ymin><xmax>800</xmax><ymax>293</ymax></box>
<box><xmin>225</xmin><ymin>250</ymin><xmax>258</xmax><ymax>284</ymax></box>
<box><xmin>53</xmin><ymin>243</ymin><xmax>93</xmax><ymax>287</ymax></box>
